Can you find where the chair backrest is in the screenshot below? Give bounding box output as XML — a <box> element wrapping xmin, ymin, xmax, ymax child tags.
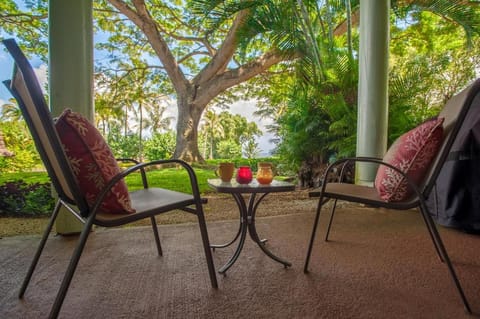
<box><xmin>2</xmin><ymin>38</ymin><xmax>90</xmax><ymax>215</ymax></box>
<box><xmin>422</xmin><ymin>78</ymin><xmax>480</xmax><ymax>197</ymax></box>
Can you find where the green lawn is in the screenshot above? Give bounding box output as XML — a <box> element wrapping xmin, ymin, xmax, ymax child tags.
<box><xmin>0</xmin><ymin>164</ymin><xmax>295</xmax><ymax>219</ymax></box>
<box><xmin>123</xmin><ymin>167</ymin><xmax>218</xmax><ymax>193</ymax></box>
<box><xmin>0</xmin><ymin>171</ymin><xmax>51</xmax><ymax>185</ymax></box>
<box><xmin>0</xmin><ymin>167</ymin><xmax>219</xmax><ymax>194</ymax></box>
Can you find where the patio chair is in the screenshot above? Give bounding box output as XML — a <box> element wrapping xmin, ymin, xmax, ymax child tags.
<box><xmin>304</xmin><ymin>78</ymin><xmax>480</xmax><ymax>314</ymax></box>
<box><xmin>2</xmin><ymin>38</ymin><xmax>217</xmax><ymax>319</ymax></box>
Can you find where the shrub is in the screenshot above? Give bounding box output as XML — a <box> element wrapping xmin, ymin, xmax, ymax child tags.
<box><xmin>0</xmin><ymin>180</ymin><xmax>54</xmax><ymax>217</ymax></box>
<box><xmin>144</xmin><ymin>131</ymin><xmax>176</xmax><ymax>161</ymax></box>
<box><xmin>0</xmin><ymin>121</ymin><xmax>42</xmax><ymax>173</ymax></box>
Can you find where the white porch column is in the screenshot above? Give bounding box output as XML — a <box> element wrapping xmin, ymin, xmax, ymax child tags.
<box><xmin>49</xmin><ymin>0</ymin><xmax>93</xmax><ymax>234</ymax></box>
<box><xmin>355</xmin><ymin>1</ymin><xmax>390</xmax><ymax>185</ymax></box>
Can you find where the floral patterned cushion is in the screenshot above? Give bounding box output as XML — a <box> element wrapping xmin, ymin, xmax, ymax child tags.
<box><xmin>375</xmin><ymin>117</ymin><xmax>444</xmax><ymax>202</ymax></box>
<box><xmin>55</xmin><ymin>109</ymin><xmax>135</xmax><ymax>214</ymax></box>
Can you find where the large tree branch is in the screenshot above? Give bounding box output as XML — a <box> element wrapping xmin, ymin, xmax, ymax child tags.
<box><xmin>194</xmin><ymin>10</ymin><xmax>250</xmax><ymax>86</ymax></box>
<box><xmin>333</xmin><ymin>9</ymin><xmax>360</xmax><ymax>36</ymax></box>
<box><xmin>195</xmin><ymin>50</ymin><xmax>292</xmax><ymax>107</ymax></box>
<box><xmin>107</xmin><ymin>0</ymin><xmax>189</xmax><ymax>94</ymax></box>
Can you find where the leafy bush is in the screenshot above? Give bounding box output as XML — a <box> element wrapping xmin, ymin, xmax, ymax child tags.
<box><xmin>0</xmin><ymin>121</ymin><xmax>42</xmax><ymax>173</ymax></box>
<box><xmin>144</xmin><ymin>131</ymin><xmax>176</xmax><ymax>161</ymax></box>
<box><xmin>106</xmin><ymin>126</ymin><xmax>142</xmax><ymax>160</ymax></box>
<box><xmin>0</xmin><ymin>180</ymin><xmax>54</xmax><ymax>217</ymax></box>
<box><xmin>216</xmin><ymin>139</ymin><xmax>242</xmax><ymax>159</ymax></box>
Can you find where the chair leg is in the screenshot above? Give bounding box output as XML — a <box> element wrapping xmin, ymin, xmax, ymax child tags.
<box><xmin>421</xmin><ymin>206</ymin><xmax>446</xmax><ymax>262</ymax></box>
<box><xmin>150</xmin><ymin>216</ymin><xmax>163</xmax><ymax>256</ymax></box>
<box><xmin>418</xmin><ymin>201</ymin><xmax>471</xmax><ymax>314</ymax></box>
<box><xmin>304</xmin><ymin>194</ymin><xmax>326</xmax><ymax>273</ymax></box>
<box><xmin>195</xmin><ymin>205</ymin><xmax>218</xmax><ymax>288</ymax></box>
<box><xmin>19</xmin><ymin>200</ymin><xmax>62</xmax><ymax>298</ymax></box>
<box><xmin>49</xmin><ymin>216</ymin><xmax>95</xmax><ymax>319</ymax></box>
<box><xmin>324</xmin><ymin>199</ymin><xmax>338</xmax><ymax>242</ymax></box>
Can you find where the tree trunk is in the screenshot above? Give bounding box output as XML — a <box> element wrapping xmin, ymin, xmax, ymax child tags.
<box><xmin>173</xmin><ymin>94</ymin><xmax>205</xmax><ymax>163</ymax></box>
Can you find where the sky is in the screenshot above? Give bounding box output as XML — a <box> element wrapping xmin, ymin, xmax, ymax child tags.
<box><xmin>0</xmin><ymin>49</ymin><xmax>15</xmax><ymax>102</ymax></box>
<box><xmin>0</xmin><ymin>44</ymin><xmax>276</xmax><ymax>156</ymax></box>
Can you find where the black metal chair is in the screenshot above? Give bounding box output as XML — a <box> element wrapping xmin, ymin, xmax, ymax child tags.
<box><xmin>304</xmin><ymin>78</ymin><xmax>480</xmax><ymax>314</ymax></box>
<box><xmin>2</xmin><ymin>38</ymin><xmax>217</xmax><ymax>319</ymax></box>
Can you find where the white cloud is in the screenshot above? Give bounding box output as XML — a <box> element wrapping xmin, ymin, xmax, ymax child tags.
<box><xmin>230</xmin><ymin>100</ymin><xmax>275</xmax><ymax>155</ymax></box>
<box><xmin>34</xmin><ymin>64</ymin><xmax>48</xmax><ymax>93</ymax></box>
<box><xmin>0</xmin><ymin>55</ymin><xmax>48</xmax><ymax>99</ymax></box>
<box><xmin>163</xmin><ymin>97</ymin><xmax>178</xmax><ymax>130</ymax></box>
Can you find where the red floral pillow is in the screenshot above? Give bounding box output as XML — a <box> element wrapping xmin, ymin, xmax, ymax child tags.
<box><xmin>55</xmin><ymin>109</ymin><xmax>135</xmax><ymax>214</ymax></box>
<box><xmin>375</xmin><ymin>117</ymin><xmax>444</xmax><ymax>202</ymax></box>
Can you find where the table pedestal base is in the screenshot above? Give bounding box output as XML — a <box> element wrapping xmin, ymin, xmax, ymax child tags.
<box><xmin>211</xmin><ymin>192</ymin><xmax>292</xmax><ymax>274</ymax></box>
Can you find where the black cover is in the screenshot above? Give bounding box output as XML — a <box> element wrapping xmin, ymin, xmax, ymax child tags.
<box><xmin>427</xmin><ymin>92</ymin><xmax>480</xmax><ymax>233</ymax></box>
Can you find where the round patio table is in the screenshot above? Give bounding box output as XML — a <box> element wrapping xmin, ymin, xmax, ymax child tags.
<box><xmin>207</xmin><ymin>178</ymin><xmax>295</xmax><ymax>274</ymax></box>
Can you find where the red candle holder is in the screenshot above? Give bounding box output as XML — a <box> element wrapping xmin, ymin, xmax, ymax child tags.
<box><xmin>236</xmin><ymin>166</ymin><xmax>253</xmax><ymax>184</ymax></box>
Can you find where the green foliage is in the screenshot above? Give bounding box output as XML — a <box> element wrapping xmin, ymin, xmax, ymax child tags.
<box><xmin>0</xmin><ymin>180</ymin><xmax>54</xmax><ymax>217</ymax></box>
<box><xmin>0</xmin><ymin>172</ymin><xmax>50</xmax><ymax>185</ymax></box>
<box><xmin>388</xmin><ymin>11</ymin><xmax>480</xmax><ymax>144</ymax></box>
<box><xmin>0</xmin><ymin>121</ymin><xmax>41</xmax><ymax>173</ymax></box>
<box><xmin>106</xmin><ymin>126</ymin><xmax>142</xmax><ymax>160</ymax></box>
<box><xmin>0</xmin><ymin>0</ymin><xmax>48</xmax><ymax>58</ymax></box>
<box><xmin>216</xmin><ymin>139</ymin><xmax>242</xmax><ymax>159</ymax></box>
<box><xmin>276</xmin><ymin>54</ymin><xmax>358</xmax><ymax>172</ymax></box>
<box><xmin>272</xmin><ymin>1</ymin><xmax>480</xmax><ymax>173</ymax></box>
<box><xmin>199</xmin><ymin>109</ymin><xmax>261</xmax><ymax>159</ymax></box>
<box><xmin>123</xmin><ymin>167</ymin><xmax>217</xmax><ymax>194</ymax></box>
<box><xmin>243</xmin><ymin>138</ymin><xmax>260</xmax><ymax>159</ymax></box>
<box><xmin>143</xmin><ymin>131</ymin><xmax>176</xmax><ymax>160</ymax></box>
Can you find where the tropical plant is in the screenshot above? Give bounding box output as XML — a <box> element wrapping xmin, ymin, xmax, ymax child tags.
<box><xmin>0</xmin><ymin>180</ymin><xmax>54</xmax><ymax>216</ymax></box>
<box><xmin>200</xmin><ymin>110</ymin><xmax>225</xmax><ymax>159</ymax></box>
<box><xmin>106</xmin><ymin>125</ymin><xmax>141</xmax><ymax>160</ymax></box>
<box><xmin>199</xmin><ymin>109</ymin><xmax>261</xmax><ymax>159</ymax></box>
<box><xmin>216</xmin><ymin>139</ymin><xmax>242</xmax><ymax>159</ymax></box>
<box><xmin>0</xmin><ymin>102</ymin><xmax>41</xmax><ymax>172</ymax></box>
<box><xmin>272</xmin><ymin>0</ymin><xmax>480</xmax><ymax>173</ymax></box>
<box><xmin>0</xmin><ymin>0</ymin><xmax>48</xmax><ymax>57</ymax></box>
<box><xmin>143</xmin><ymin>131</ymin><xmax>176</xmax><ymax>161</ymax></box>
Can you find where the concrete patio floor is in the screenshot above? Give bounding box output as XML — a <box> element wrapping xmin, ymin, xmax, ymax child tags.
<box><xmin>1</xmin><ymin>205</ymin><xmax>479</xmax><ymax>318</ymax></box>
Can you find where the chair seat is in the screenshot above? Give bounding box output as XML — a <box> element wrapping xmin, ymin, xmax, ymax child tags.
<box><xmin>95</xmin><ymin>188</ymin><xmax>204</xmax><ymax>226</ymax></box>
<box><xmin>323</xmin><ymin>183</ymin><xmax>419</xmax><ymax>210</ymax></box>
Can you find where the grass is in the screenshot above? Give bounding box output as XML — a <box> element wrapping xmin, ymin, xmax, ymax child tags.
<box><xmin>0</xmin><ymin>171</ymin><xmax>51</xmax><ymax>185</ymax></box>
<box><xmin>123</xmin><ymin>167</ymin><xmax>218</xmax><ymax>194</ymax></box>
<box><xmin>0</xmin><ymin>165</ymin><xmax>293</xmax><ymax>195</ymax></box>
<box><xmin>0</xmin><ymin>167</ymin><xmax>219</xmax><ymax>194</ymax></box>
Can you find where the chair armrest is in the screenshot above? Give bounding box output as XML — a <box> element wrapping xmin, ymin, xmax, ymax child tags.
<box><xmin>89</xmin><ymin>159</ymin><xmax>203</xmax><ymax>217</ymax></box>
<box><xmin>318</xmin><ymin>157</ymin><xmax>425</xmax><ymax>201</ymax></box>
<box><xmin>116</xmin><ymin>158</ymin><xmax>140</xmax><ymax>165</ymax></box>
<box><xmin>116</xmin><ymin>158</ymin><xmax>148</xmax><ymax>188</ymax></box>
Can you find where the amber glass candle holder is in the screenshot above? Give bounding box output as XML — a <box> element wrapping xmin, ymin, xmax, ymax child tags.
<box><xmin>256</xmin><ymin>162</ymin><xmax>274</xmax><ymax>185</ymax></box>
